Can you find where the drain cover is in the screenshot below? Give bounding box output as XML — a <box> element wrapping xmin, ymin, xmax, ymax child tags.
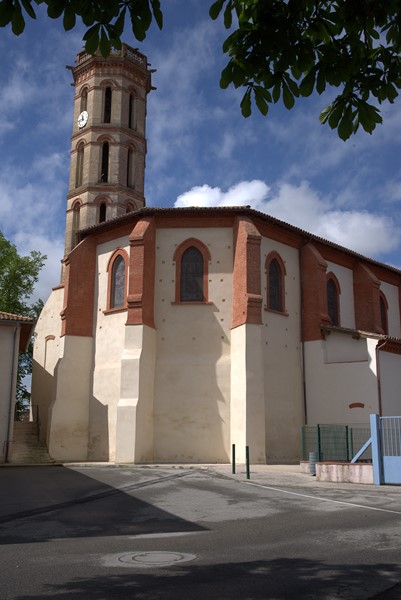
<box><xmin>117</xmin><ymin>551</ymin><xmax>196</xmax><ymax>568</ymax></box>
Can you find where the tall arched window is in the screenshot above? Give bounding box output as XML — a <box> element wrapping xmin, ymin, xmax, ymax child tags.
<box><xmin>80</xmin><ymin>87</ymin><xmax>88</xmax><ymax>112</ymax></box>
<box><xmin>127</xmin><ymin>147</ymin><xmax>135</xmax><ymax>188</ymax></box>
<box><xmin>265</xmin><ymin>252</ymin><xmax>286</xmax><ymax>313</ymax></box>
<box><xmin>128</xmin><ymin>93</ymin><xmax>136</xmax><ymax>129</ymax></box>
<box><xmin>380</xmin><ymin>292</ymin><xmax>388</xmax><ymax>334</ymax></box>
<box><xmin>110</xmin><ymin>255</ymin><xmax>125</xmax><ymax>308</ymax></box>
<box><xmin>101</xmin><ymin>142</ymin><xmax>109</xmax><ymax>182</ymax></box>
<box><xmin>72</xmin><ymin>202</ymin><xmax>80</xmax><ymax>248</ymax></box>
<box><xmin>99</xmin><ymin>202</ymin><xmax>107</xmax><ymax>223</ymax></box>
<box><xmin>327</xmin><ymin>274</ymin><xmax>340</xmax><ymax>326</ymax></box>
<box><xmin>103</xmin><ymin>86</ymin><xmax>112</xmax><ymax>123</ymax></box>
<box><xmin>106</xmin><ymin>249</ymin><xmax>129</xmax><ymax>311</ymax></box>
<box><xmin>173</xmin><ymin>239</ymin><xmax>211</xmax><ymax>303</ymax></box>
<box><xmin>75</xmin><ymin>142</ymin><xmax>84</xmax><ymax>188</ymax></box>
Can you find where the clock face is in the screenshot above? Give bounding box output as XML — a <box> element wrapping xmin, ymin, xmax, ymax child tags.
<box><xmin>78</xmin><ymin>110</ymin><xmax>88</xmax><ymax>128</ymax></box>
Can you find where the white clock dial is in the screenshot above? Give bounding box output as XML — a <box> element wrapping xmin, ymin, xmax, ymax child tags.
<box><xmin>77</xmin><ymin>110</ymin><xmax>88</xmax><ymax>128</ymax></box>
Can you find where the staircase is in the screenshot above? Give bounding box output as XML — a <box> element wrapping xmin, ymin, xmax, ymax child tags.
<box><xmin>10</xmin><ymin>421</ymin><xmax>54</xmax><ymax>464</ymax></box>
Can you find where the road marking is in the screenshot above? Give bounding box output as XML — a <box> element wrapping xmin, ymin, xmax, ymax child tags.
<box><xmin>244</xmin><ymin>481</ymin><xmax>401</xmax><ymax>515</ymax></box>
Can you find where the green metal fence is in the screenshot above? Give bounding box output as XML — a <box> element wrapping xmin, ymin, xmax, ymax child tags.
<box><xmin>302</xmin><ymin>424</ymin><xmax>371</xmax><ymax>462</ymax></box>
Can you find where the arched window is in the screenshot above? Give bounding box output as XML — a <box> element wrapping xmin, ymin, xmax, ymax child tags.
<box><xmin>99</xmin><ymin>202</ymin><xmax>107</xmax><ymax>223</ymax></box>
<box><xmin>72</xmin><ymin>202</ymin><xmax>80</xmax><ymax>248</ymax></box>
<box><xmin>75</xmin><ymin>142</ymin><xmax>84</xmax><ymax>188</ymax></box>
<box><xmin>126</xmin><ymin>202</ymin><xmax>135</xmax><ymax>213</ymax></box>
<box><xmin>173</xmin><ymin>239</ymin><xmax>211</xmax><ymax>303</ymax></box>
<box><xmin>327</xmin><ymin>274</ymin><xmax>340</xmax><ymax>326</ymax></box>
<box><xmin>380</xmin><ymin>292</ymin><xmax>388</xmax><ymax>334</ymax></box>
<box><xmin>128</xmin><ymin>93</ymin><xmax>136</xmax><ymax>129</ymax></box>
<box><xmin>103</xmin><ymin>86</ymin><xmax>112</xmax><ymax>123</ymax></box>
<box><xmin>127</xmin><ymin>147</ymin><xmax>135</xmax><ymax>188</ymax></box>
<box><xmin>106</xmin><ymin>249</ymin><xmax>129</xmax><ymax>311</ymax></box>
<box><xmin>80</xmin><ymin>87</ymin><xmax>88</xmax><ymax>112</ymax></box>
<box><xmin>101</xmin><ymin>142</ymin><xmax>109</xmax><ymax>182</ymax></box>
<box><xmin>265</xmin><ymin>252</ymin><xmax>286</xmax><ymax>313</ymax></box>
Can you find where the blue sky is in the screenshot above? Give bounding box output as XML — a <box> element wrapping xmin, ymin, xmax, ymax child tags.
<box><xmin>1</xmin><ymin>0</ymin><xmax>401</xmax><ymax>303</ymax></box>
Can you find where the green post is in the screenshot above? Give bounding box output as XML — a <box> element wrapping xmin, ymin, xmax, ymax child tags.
<box><xmin>232</xmin><ymin>444</ymin><xmax>236</xmax><ymax>474</ymax></box>
<box><xmin>246</xmin><ymin>446</ymin><xmax>250</xmax><ymax>479</ymax></box>
<box><xmin>301</xmin><ymin>426</ymin><xmax>305</xmax><ymax>461</ymax></box>
<box><xmin>350</xmin><ymin>428</ymin><xmax>354</xmax><ymax>459</ymax></box>
<box><xmin>317</xmin><ymin>424</ymin><xmax>321</xmax><ymax>462</ymax></box>
<box><xmin>345</xmin><ymin>425</ymin><xmax>349</xmax><ymax>462</ymax></box>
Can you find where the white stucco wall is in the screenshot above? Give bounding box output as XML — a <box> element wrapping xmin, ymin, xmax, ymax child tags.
<box><xmin>380</xmin><ymin>281</ymin><xmax>401</xmax><ymax>337</ymax></box>
<box><xmin>326</xmin><ymin>261</ymin><xmax>355</xmax><ymax>329</ymax></box>
<box><xmin>378</xmin><ymin>350</ymin><xmax>401</xmax><ymax>415</ymax></box>
<box><xmin>305</xmin><ymin>334</ymin><xmax>379</xmax><ymax>425</ymax></box>
<box><xmin>31</xmin><ymin>287</ymin><xmax>64</xmax><ymax>445</ymax></box>
<box><xmin>261</xmin><ymin>238</ymin><xmax>304</xmax><ymax>462</ymax></box>
<box><xmin>89</xmin><ymin>236</ymin><xmax>129</xmax><ymax>460</ymax></box>
<box><xmin>153</xmin><ymin>227</ymin><xmax>233</xmax><ymax>462</ymax></box>
<box><xmin>0</xmin><ymin>324</ymin><xmax>19</xmax><ymax>463</ymax></box>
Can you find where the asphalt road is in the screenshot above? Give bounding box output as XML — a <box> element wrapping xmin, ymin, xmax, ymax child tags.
<box><xmin>1</xmin><ymin>465</ymin><xmax>401</xmax><ymax>599</ymax></box>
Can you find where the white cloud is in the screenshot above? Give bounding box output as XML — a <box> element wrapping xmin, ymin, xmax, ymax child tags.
<box><xmin>174</xmin><ymin>179</ymin><xmax>400</xmax><ymax>258</ymax></box>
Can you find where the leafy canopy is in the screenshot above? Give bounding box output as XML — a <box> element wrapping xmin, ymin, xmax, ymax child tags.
<box><xmin>0</xmin><ymin>232</ymin><xmax>46</xmax><ymax>408</ymax></box>
<box><xmin>1</xmin><ymin>0</ymin><xmax>401</xmax><ymax>139</ymax></box>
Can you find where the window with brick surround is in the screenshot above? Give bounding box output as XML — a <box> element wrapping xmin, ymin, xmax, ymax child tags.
<box><xmin>265</xmin><ymin>251</ymin><xmax>286</xmax><ymax>313</ymax></box>
<box><xmin>100</xmin><ymin>142</ymin><xmax>109</xmax><ymax>183</ymax></box>
<box><xmin>173</xmin><ymin>238</ymin><xmax>211</xmax><ymax>303</ymax></box>
<box><xmin>106</xmin><ymin>249</ymin><xmax>129</xmax><ymax>311</ymax></box>
<box><xmin>327</xmin><ymin>273</ymin><xmax>341</xmax><ymax>326</ymax></box>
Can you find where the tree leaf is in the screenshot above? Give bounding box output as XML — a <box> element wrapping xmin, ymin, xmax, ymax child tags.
<box><xmin>99</xmin><ymin>26</ymin><xmax>111</xmax><ymax>57</ymax></box>
<box><xmin>240</xmin><ymin>89</ymin><xmax>252</xmax><ymax>117</ymax></box>
<box><xmin>63</xmin><ymin>3</ymin><xmax>76</xmax><ymax>31</ymax></box>
<box><xmin>338</xmin><ymin>106</ymin><xmax>353</xmax><ymax>141</ymax></box>
<box><xmin>254</xmin><ymin>87</ymin><xmax>269</xmax><ymax>115</ymax></box>
<box><xmin>20</xmin><ymin>0</ymin><xmax>36</xmax><ymax>19</ymax></box>
<box><xmin>282</xmin><ymin>82</ymin><xmax>295</xmax><ymax>109</ymax></box>
<box><xmin>47</xmin><ymin>0</ymin><xmax>66</xmax><ymax>19</ymax></box>
<box><xmin>0</xmin><ymin>0</ymin><xmax>14</xmax><ymax>27</ymax></box>
<box><xmin>11</xmin><ymin>1</ymin><xmax>25</xmax><ymax>35</ymax></box>
<box><xmin>209</xmin><ymin>0</ymin><xmax>225</xmax><ymax>20</ymax></box>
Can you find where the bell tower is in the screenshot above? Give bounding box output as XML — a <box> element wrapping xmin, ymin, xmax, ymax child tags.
<box><xmin>64</xmin><ymin>44</ymin><xmax>153</xmax><ymax>257</ymax></box>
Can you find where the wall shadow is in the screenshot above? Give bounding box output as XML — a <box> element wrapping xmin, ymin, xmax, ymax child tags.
<box><xmin>0</xmin><ymin>466</ymin><xmax>206</xmax><ymax>545</ymax></box>
<box><xmin>11</xmin><ymin>557</ymin><xmax>401</xmax><ymax>600</ymax></box>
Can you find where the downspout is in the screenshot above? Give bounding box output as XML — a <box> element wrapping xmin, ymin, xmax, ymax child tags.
<box><xmin>375</xmin><ymin>339</ymin><xmax>387</xmax><ymax>417</ymax></box>
<box><xmin>5</xmin><ymin>324</ymin><xmax>20</xmax><ymax>463</ymax></box>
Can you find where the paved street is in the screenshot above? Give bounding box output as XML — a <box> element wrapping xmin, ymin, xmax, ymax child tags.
<box><xmin>1</xmin><ymin>464</ymin><xmax>401</xmax><ymax>599</ymax></box>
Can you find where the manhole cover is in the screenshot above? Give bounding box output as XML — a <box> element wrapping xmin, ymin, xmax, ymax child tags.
<box><xmin>117</xmin><ymin>551</ymin><xmax>196</xmax><ymax>567</ymax></box>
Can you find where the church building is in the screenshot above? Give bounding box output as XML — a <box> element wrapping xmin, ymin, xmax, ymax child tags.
<box><xmin>31</xmin><ymin>44</ymin><xmax>401</xmax><ymax>464</ymax></box>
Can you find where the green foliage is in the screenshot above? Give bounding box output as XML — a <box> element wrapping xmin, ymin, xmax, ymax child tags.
<box><xmin>0</xmin><ymin>232</ymin><xmax>46</xmax><ymax>406</ymax></box>
<box><xmin>210</xmin><ymin>0</ymin><xmax>401</xmax><ymax>139</ymax></box>
<box><xmin>2</xmin><ymin>1</ymin><xmax>401</xmax><ymax>138</ymax></box>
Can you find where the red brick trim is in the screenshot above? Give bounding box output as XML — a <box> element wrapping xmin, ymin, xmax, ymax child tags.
<box><xmin>126</xmin><ymin>217</ymin><xmax>156</xmax><ymax>327</ymax></box>
<box><xmin>232</xmin><ymin>217</ymin><xmax>262</xmax><ymax>328</ymax></box>
<box><xmin>349</xmin><ymin>402</ymin><xmax>365</xmax><ymax>409</ymax></box>
<box><xmin>301</xmin><ymin>243</ymin><xmax>330</xmax><ymax>341</ymax></box>
<box><xmin>265</xmin><ymin>250</ymin><xmax>287</xmax><ymax>314</ymax></box>
<box><xmin>61</xmin><ymin>237</ymin><xmax>96</xmax><ymax>337</ymax></box>
<box><xmin>173</xmin><ymin>238</ymin><xmax>211</xmax><ymax>303</ymax></box>
<box><xmin>105</xmin><ymin>248</ymin><xmax>129</xmax><ymax>312</ymax></box>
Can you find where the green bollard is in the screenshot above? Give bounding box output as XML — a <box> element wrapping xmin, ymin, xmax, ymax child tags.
<box><xmin>246</xmin><ymin>446</ymin><xmax>250</xmax><ymax>479</ymax></box>
<box><xmin>232</xmin><ymin>444</ymin><xmax>236</xmax><ymax>474</ymax></box>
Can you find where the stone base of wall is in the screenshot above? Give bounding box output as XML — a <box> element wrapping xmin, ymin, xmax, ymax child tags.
<box><xmin>316</xmin><ymin>462</ymin><xmax>373</xmax><ymax>484</ymax></box>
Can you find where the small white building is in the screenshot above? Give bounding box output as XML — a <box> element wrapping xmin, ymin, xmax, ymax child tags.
<box><xmin>0</xmin><ymin>311</ymin><xmax>35</xmax><ymax>463</ymax></box>
<box><xmin>31</xmin><ymin>45</ymin><xmax>401</xmax><ymax>464</ymax></box>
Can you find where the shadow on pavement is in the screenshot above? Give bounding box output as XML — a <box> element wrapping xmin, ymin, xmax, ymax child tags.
<box><xmin>0</xmin><ymin>466</ymin><xmax>206</xmax><ymax>544</ymax></box>
<box><xmin>11</xmin><ymin>557</ymin><xmax>401</xmax><ymax>600</ymax></box>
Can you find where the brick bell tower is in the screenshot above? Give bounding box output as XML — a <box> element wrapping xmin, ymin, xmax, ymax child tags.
<box><xmin>64</xmin><ymin>44</ymin><xmax>153</xmax><ymax>258</ymax></box>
